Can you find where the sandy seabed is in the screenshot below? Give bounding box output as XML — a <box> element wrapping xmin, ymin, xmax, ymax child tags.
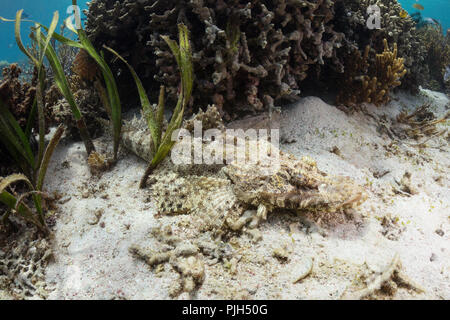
<box><xmin>41</xmin><ymin>89</ymin><xmax>449</xmax><ymax>300</ymax></box>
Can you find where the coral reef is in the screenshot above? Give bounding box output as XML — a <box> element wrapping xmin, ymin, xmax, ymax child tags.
<box><xmin>416</xmin><ymin>25</ymin><xmax>450</xmax><ymax>92</ymax></box>
<box><xmin>120</xmin><ymin>105</ymin><xmax>222</xmax><ymax>163</ymax></box>
<box><xmin>333</xmin><ymin>0</ymin><xmax>426</xmax><ymax>93</ymax></box>
<box><xmin>47</xmin><ymin>47</ymin><xmax>108</xmax><ymax>142</ymax></box>
<box><xmin>84</xmin><ymin>0</ymin><xmax>430</xmax><ymax>112</ymax></box>
<box><xmin>0</xmin><ymin>64</ymin><xmax>40</xmax><ymax>174</ymax></box>
<box><xmin>85</xmin><ymin>0</ymin><xmax>345</xmax><ymax>119</ymax></box>
<box><xmin>49</xmin><ymin>83</ymin><xmax>105</xmax><ymax>140</ymax></box>
<box><xmin>337</xmin><ymin>39</ymin><xmax>406</xmax><ymax>106</ymax></box>
<box><xmin>122</xmin><ymin>105</ymin><xmax>367</xmax><ymax>226</ymax></box>
<box><xmin>0</xmin><ymin>64</ymin><xmax>38</xmax><ymax>129</ymax></box>
<box><xmin>130</xmin><ymin>226</ymin><xmax>205</xmax><ymax>297</ymax></box>
<box><xmin>0</xmin><ymin>60</ymin><xmax>9</xmax><ymax>75</ymax></box>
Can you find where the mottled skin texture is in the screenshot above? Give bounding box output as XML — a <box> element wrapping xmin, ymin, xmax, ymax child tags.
<box><xmin>148</xmin><ymin>137</ymin><xmax>367</xmax><ymax>234</ymax></box>
<box><xmin>121</xmin><ymin>106</ymin><xmax>367</xmax><ymax>232</ymax></box>
<box><xmin>224</xmin><ymin>151</ymin><xmax>367</xmax><ymax>216</ymax></box>
<box><xmin>125</xmin><ymin>109</ymin><xmax>368</xmax><ymax>297</ymax></box>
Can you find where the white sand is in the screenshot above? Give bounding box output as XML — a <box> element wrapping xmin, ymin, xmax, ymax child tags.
<box><xmin>44</xmin><ymin>89</ymin><xmax>449</xmax><ymax>300</ymax></box>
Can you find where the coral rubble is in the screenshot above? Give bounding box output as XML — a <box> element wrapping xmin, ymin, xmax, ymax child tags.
<box><xmin>130</xmin><ymin>227</ymin><xmax>206</xmax><ymax>297</ymax></box>
<box><xmin>49</xmin><ymin>83</ymin><xmax>105</xmax><ymax>140</ymax></box>
<box><xmin>395</xmin><ymin>104</ymin><xmax>449</xmax><ymax>141</ymax></box>
<box><xmin>0</xmin><ymin>229</ymin><xmax>53</xmax><ymax>299</ymax></box>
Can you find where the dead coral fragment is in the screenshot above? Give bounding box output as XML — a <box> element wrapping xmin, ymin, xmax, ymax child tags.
<box><xmin>337</xmin><ymin>40</ymin><xmax>407</xmax><ymax>107</ymax></box>
<box><xmin>129</xmin><ymin>235</ymin><xmax>204</xmax><ymax>298</ymax></box>
<box><xmin>170</xmin><ymin>255</ymin><xmax>205</xmax><ymax>296</ymax></box>
<box><xmin>341</xmin><ymin>254</ymin><xmax>424</xmax><ymax>300</ymax></box>
<box><xmin>0</xmin><ymin>230</ymin><xmax>53</xmax><ymax>299</ymax></box>
<box><xmin>396</xmin><ymin>104</ymin><xmax>449</xmax><ymax>141</ymax></box>
<box><xmin>183</xmin><ymin>105</ymin><xmax>225</xmax><ymax>133</ymax></box>
<box><xmin>87</xmin><ymin>151</ymin><xmax>111</xmax><ymax>176</ymax></box>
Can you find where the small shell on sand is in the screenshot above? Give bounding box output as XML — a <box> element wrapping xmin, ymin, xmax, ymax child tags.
<box><xmin>293</xmin><ymin>257</ymin><xmax>314</xmax><ymax>283</ymax></box>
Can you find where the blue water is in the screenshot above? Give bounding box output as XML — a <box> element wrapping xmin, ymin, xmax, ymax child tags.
<box><xmin>0</xmin><ymin>0</ymin><xmax>449</xmax><ymax>63</ymax></box>
<box><xmin>0</xmin><ymin>0</ymin><xmax>89</xmax><ymax>63</ymax></box>
<box><xmin>401</xmin><ymin>0</ymin><xmax>450</xmax><ymax>31</ymax></box>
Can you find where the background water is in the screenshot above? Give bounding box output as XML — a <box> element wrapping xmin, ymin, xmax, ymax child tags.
<box><xmin>0</xmin><ymin>0</ymin><xmax>89</xmax><ymax>63</ymax></box>
<box><xmin>400</xmin><ymin>0</ymin><xmax>450</xmax><ymax>30</ymax></box>
<box><xmin>0</xmin><ymin>0</ymin><xmax>449</xmax><ymax>64</ymax></box>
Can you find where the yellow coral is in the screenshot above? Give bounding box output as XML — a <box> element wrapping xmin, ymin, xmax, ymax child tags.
<box><xmin>337</xmin><ymin>39</ymin><xmax>407</xmax><ymax>107</ymax></box>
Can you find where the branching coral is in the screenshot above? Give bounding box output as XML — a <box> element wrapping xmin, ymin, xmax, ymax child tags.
<box><xmin>395</xmin><ymin>104</ymin><xmax>449</xmax><ymax>141</ymax></box>
<box><xmin>333</xmin><ymin>0</ymin><xmax>426</xmax><ymax>93</ymax></box>
<box><xmin>337</xmin><ymin>39</ymin><xmax>406</xmax><ymax>106</ymax></box>
<box><xmin>85</xmin><ymin>0</ymin><xmax>345</xmax><ymax>119</ymax></box>
<box><xmin>371</xmin><ymin>40</ymin><xmax>407</xmax><ymax>103</ymax></box>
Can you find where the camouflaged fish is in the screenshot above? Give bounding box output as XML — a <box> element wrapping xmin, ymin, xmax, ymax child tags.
<box><xmin>121</xmin><ymin>106</ymin><xmax>367</xmax><ymax>233</ymax></box>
